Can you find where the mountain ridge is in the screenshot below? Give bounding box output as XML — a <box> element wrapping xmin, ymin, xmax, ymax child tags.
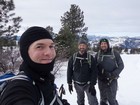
<box><xmin>87</xmin><ymin>35</ymin><xmax>140</xmax><ymax>48</ymax></box>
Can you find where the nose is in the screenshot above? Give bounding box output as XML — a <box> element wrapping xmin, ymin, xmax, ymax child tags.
<box><xmin>44</xmin><ymin>47</ymin><xmax>52</xmax><ymax>56</ymax></box>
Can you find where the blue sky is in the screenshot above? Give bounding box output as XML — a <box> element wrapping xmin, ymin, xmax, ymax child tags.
<box><xmin>14</xmin><ymin>0</ymin><xmax>140</xmax><ymax>37</ymax></box>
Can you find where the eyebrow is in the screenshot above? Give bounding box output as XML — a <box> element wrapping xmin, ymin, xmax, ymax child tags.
<box><xmin>35</xmin><ymin>42</ymin><xmax>55</xmax><ymax>46</ymax></box>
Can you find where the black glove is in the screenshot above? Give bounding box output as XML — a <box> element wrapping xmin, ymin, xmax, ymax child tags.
<box><xmin>62</xmin><ymin>99</ymin><xmax>70</xmax><ymax>105</ymax></box>
<box><xmin>104</xmin><ymin>71</ymin><xmax>112</xmax><ymax>78</ymax></box>
<box><xmin>68</xmin><ymin>84</ymin><xmax>73</xmax><ymax>94</ymax></box>
<box><xmin>101</xmin><ymin>72</ymin><xmax>118</xmax><ymax>85</ymax></box>
<box><xmin>88</xmin><ymin>84</ymin><xmax>96</xmax><ymax>96</ymax></box>
<box><xmin>104</xmin><ymin>71</ymin><xmax>118</xmax><ymax>80</ymax></box>
<box><xmin>101</xmin><ymin>78</ymin><xmax>113</xmax><ymax>86</ymax></box>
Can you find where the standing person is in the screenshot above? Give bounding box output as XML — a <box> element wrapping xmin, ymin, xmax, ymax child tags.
<box><xmin>67</xmin><ymin>40</ymin><xmax>98</xmax><ymax>105</ymax></box>
<box><xmin>95</xmin><ymin>38</ymin><xmax>124</xmax><ymax>105</ymax></box>
<box><xmin>0</xmin><ymin>26</ymin><xmax>69</xmax><ymax>105</ymax></box>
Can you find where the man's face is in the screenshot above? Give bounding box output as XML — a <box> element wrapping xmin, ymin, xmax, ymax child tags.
<box><xmin>78</xmin><ymin>43</ymin><xmax>87</xmax><ymax>54</ymax></box>
<box><xmin>28</xmin><ymin>39</ymin><xmax>56</xmax><ymax>64</ymax></box>
<box><xmin>100</xmin><ymin>42</ymin><xmax>108</xmax><ymax>51</ymax></box>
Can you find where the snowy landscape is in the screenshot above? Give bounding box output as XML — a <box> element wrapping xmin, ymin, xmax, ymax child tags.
<box><xmin>55</xmin><ymin>54</ymin><xmax>140</xmax><ymax>105</ymax></box>
<box><xmin>1</xmin><ymin>0</ymin><xmax>140</xmax><ymax>104</ymax></box>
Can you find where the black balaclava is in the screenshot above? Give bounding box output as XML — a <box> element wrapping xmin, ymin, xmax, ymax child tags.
<box><xmin>19</xmin><ymin>26</ymin><xmax>55</xmax><ymax>82</ymax></box>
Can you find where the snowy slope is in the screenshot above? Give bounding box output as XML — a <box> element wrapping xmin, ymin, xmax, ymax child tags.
<box><xmin>55</xmin><ymin>54</ymin><xmax>140</xmax><ymax>105</ymax></box>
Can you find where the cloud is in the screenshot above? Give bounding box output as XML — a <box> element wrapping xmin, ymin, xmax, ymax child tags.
<box><xmin>14</xmin><ymin>0</ymin><xmax>140</xmax><ymax>36</ymax></box>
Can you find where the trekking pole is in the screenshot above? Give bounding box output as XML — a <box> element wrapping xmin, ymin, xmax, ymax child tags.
<box><xmin>59</xmin><ymin>84</ymin><xmax>65</xmax><ymax>99</ymax></box>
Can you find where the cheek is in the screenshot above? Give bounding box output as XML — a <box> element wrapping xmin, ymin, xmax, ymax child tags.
<box><xmin>28</xmin><ymin>48</ymin><xmax>41</xmax><ymax>61</ymax></box>
<box><xmin>52</xmin><ymin>50</ymin><xmax>56</xmax><ymax>58</ymax></box>
<box><xmin>29</xmin><ymin>51</ymin><xmax>40</xmax><ymax>61</ymax></box>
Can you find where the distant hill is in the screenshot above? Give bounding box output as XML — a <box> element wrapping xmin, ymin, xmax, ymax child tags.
<box><xmin>87</xmin><ymin>35</ymin><xmax>140</xmax><ymax>49</ymax></box>
<box><xmin>15</xmin><ymin>35</ymin><xmax>140</xmax><ymax>49</ymax></box>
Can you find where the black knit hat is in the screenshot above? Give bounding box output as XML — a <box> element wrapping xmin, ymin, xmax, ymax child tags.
<box><xmin>78</xmin><ymin>39</ymin><xmax>88</xmax><ymax>45</ymax></box>
<box><xmin>19</xmin><ymin>26</ymin><xmax>55</xmax><ymax>79</ymax></box>
<box><xmin>99</xmin><ymin>38</ymin><xmax>110</xmax><ymax>48</ymax></box>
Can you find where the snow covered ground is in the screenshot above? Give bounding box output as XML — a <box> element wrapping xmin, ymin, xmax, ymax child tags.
<box><xmin>55</xmin><ymin>54</ymin><xmax>140</xmax><ymax>105</ymax></box>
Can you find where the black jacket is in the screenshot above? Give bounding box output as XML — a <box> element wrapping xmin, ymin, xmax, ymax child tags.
<box><xmin>67</xmin><ymin>52</ymin><xmax>97</xmax><ymax>85</ymax></box>
<box><xmin>95</xmin><ymin>48</ymin><xmax>124</xmax><ymax>79</ymax></box>
<box><xmin>0</xmin><ymin>64</ymin><xmax>65</xmax><ymax>105</ymax></box>
<box><xmin>0</xmin><ymin>79</ymin><xmax>41</xmax><ymax>105</ymax></box>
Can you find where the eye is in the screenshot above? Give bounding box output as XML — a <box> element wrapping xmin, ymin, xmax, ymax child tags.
<box><xmin>36</xmin><ymin>45</ymin><xmax>44</xmax><ymax>49</ymax></box>
<box><xmin>49</xmin><ymin>44</ymin><xmax>55</xmax><ymax>49</ymax></box>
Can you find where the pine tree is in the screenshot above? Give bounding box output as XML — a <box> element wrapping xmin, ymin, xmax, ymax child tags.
<box><xmin>0</xmin><ymin>0</ymin><xmax>22</xmax><ymax>72</ymax></box>
<box><xmin>61</xmin><ymin>4</ymin><xmax>88</xmax><ymax>37</ymax></box>
<box><xmin>55</xmin><ymin>25</ymin><xmax>77</xmax><ymax>57</ymax></box>
<box><xmin>57</xmin><ymin>4</ymin><xmax>88</xmax><ymax>57</ymax></box>
<box><xmin>46</xmin><ymin>26</ymin><xmax>57</xmax><ymax>39</ymax></box>
<box><xmin>0</xmin><ymin>0</ymin><xmax>22</xmax><ymax>46</ymax></box>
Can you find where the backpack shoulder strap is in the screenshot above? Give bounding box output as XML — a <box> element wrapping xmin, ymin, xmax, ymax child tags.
<box><xmin>0</xmin><ymin>74</ymin><xmax>30</xmax><ymax>98</ymax></box>
<box><xmin>39</xmin><ymin>90</ymin><xmax>45</xmax><ymax>105</ymax></box>
<box><xmin>72</xmin><ymin>52</ymin><xmax>78</xmax><ymax>70</ymax></box>
<box><xmin>111</xmin><ymin>49</ymin><xmax>118</xmax><ymax>68</ymax></box>
<box><xmin>0</xmin><ymin>74</ymin><xmax>29</xmax><ymax>83</ymax></box>
<box><xmin>73</xmin><ymin>52</ymin><xmax>78</xmax><ymax>65</ymax></box>
<box><xmin>97</xmin><ymin>50</ymin><xmax>101</xmax><ymax>63</ymax></box>
<box><xmin>50</xmin><ymin>92</ymin><xmax>63</xmax><ymax>105</ymax></box>
<box><xmin>73</xmin><ymin>52</ymin><xmax>92</xmax><ymax>69</ymax></box>
<box><xmin>87</xmin><ymin>52</ymin><xmax>92</xmax><ymax>68</ymax></box>
<box><xmin>0</xmin><ymin>72</ymin><xmax>46</xmax><ymax>105</ymax></box>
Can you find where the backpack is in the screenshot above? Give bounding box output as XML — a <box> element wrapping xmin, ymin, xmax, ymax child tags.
<box><xmin>0</xmin><ymin>72</ymin><xmax>64</xmax><ymax>105</ymax></box>
<box><xmin>0</xmin><ymin>72</ymin><xmax>31</xmax><ymax>96</ymax></box>
<box><xmin>72</xmin><ymin>52</ymin><xmax>92</xmax><ymax>70</ymax></box>
<box><xmin>96</xmin><ymin>49</ymin><xmax>118</xmax><ymax>68</ymax></box>
<box><xmin>0</xmin><ymin>72</ymin><xmax>15</xmax><ymax>85</ymax></box>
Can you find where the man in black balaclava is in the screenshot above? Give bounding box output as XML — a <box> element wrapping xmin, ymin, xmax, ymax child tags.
<box><xmin>19</xmin><ymin>26</ymin><xmax>55</xmax><ymax>82</ymax></box>
<box><xmin>0</xmin><ymin>26</ymin><xmax>70</xmax><ymax>105</ymax></box>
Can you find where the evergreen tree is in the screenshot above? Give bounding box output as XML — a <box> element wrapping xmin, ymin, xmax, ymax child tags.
<box><xmin>55</xmin><ymin>25</ymin><xmax>77</xmax><ymax>57</ymax></box>
<box><xmin>61</xmin><ymin>4</ymin><xmax>88</xmax><ymax>36</ymax></box>
<box><xmin>0</xmin><ymin>0</ymin><xmax>22</xmax><ymax>72</ymax></box>
<box><xmin>0</xmin><ymin>0</ymin><xmax>22</xmax><ymax>46</ymax></box>
<box><xmin>46</xmin><ymin>25</ymin><xmax>57</xmax><ymax>39</ymax></box>
<box><xmin>58</xmin><ymin>4</ymin><xmax>88</xmax><ymax>57</ymax></box>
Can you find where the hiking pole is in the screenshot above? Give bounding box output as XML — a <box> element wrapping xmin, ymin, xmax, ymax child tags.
<box><xmin>59</xmin><ymin>84</ymin><xmax>65</xmax><ymax>99</ymax></box>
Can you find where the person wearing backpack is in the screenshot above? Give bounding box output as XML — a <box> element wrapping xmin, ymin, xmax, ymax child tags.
<box><xmin>67</xmin><ymin>40</ymin><xmax>98</xmax><ymax>105</ymax></box>
<box><xmin>0</xmin><ymin>26</ymin><xmax>70</xmax><ymax>105</ymax></box>
<box><xmin>95</xmin><ymin>38</ymin><xmax>124</xmax><ymax>105</ymax></box>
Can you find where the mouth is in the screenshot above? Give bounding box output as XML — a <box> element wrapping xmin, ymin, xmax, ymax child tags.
<box><xmin>41</xmin><ymin>58</ymin><xmax>53</xmax><ymax>61</ymax></box>
<box><xmin>40</xmin><ymin>59</ymin><xmax>53</xmax><ymax>64</ymax></box>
